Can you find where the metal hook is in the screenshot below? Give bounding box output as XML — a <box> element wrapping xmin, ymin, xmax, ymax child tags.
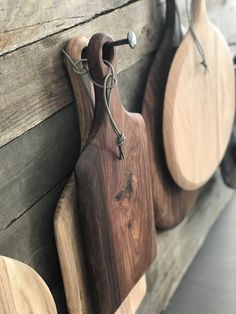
<box><xmin>111</xmin><ymin>31</ymin><xmax>137</xmax><ymax>49</ymax></box>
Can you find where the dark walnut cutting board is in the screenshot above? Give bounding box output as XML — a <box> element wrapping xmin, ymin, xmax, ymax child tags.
<box><xmin>141</xmin><ymin>0</ymin><xmax>197</xmax><ymax>229</ymax></box>
<box><xmin>163</xmin><ymin>0</ymin><xmax>235</xmax><ymax>190</ymax></box>
<box><xmin>75</xmin><ymin>33</ymin><xmax>156</xmax><ymax>314</ymax></box>
<box><xmin>54</xmin><ymin>35</ymin><xmax>147</xmax><ymax>314</ymax></box>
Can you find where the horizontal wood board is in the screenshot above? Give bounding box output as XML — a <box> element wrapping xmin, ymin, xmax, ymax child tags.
<box><xmin>0</xmin><ymin>0</ymin><xmax>131</xmax><ymax>55</ymax></box>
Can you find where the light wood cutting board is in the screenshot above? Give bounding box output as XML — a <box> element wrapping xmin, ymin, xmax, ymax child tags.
<box><xmin>74</xmin><ymin>33</ymin><xmax>156</xmax><ymax>314</ymax></box>
<box><xmin>0</xmin><ymin>256</ymin><xmax>57</xmax><ymax>314</ymax></box>
<box><xmin>141</xmin><ymin>0</ymin><xmax>197</xmax><ymax>229</ymax></box>
<box><xmin>163</xmin><ymin>0</ymin><xmax>235</xmax><ymax>190</ymax></box>
<box><xmin>54</xmin><ymin>35</ymin><xmax>147</xmax><ymax>314</ymax></box>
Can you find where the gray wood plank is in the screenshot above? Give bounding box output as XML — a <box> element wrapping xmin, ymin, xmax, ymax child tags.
<box><xmin>0</xmin><ymin>0</ymin><xmax>164</xmax><ymax>147</ymax></box>
<box><xmin>0</xmin><ymin>0</ymin><xmax>131</xmax><ymax>55</ymax></box>
<box><xmin>0</xmin><ymin>105</ymin><xmax>80</xmax><ymax>231</ymax></box>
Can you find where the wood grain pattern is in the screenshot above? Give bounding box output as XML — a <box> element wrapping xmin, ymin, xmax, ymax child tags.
<box><xmin>0</xmin><ymin>0</ymin><xmax>130</xmax><ymax>55</ymax></box>
<box><xmin>0</xmin><ymin>0</ymin><xmax>163</xmax><ymax>148</ymax></box>
<box><xmin>75</xmin><ymin>33</ymin><xmax>156</xmax><ymax>314</ymax></box>
<box><xmin>221</xmin><ymin>60</ymin><xmax>236</xmax><ymax>188</ymax></box>
<box><xmin>0</xmin><ymin>105</ymin><xmax>80</xmax><ymax>231</ymax></box>
<box><xmin>55</xmin><ymin>176</ymin><xmax>92</xmax><ymax>314</ymax></box>
<box><xmin>163</xmin><ymin>0</ymin><xmax>235</xmax><ymax>190</ymax></box>
<box><xmin>141</xmin><ymin>0</ymin><xmax>197</xmax><ymax>229</ymax></box>
<box><xmin>55</xmin><ymin>175</ymin><xmax>147</xmax><ymax>314</ymax></box>
<box><xmin>0</xmin><ymin>256</ymin><xmax>57</xmax><ymax>314</ymax></box>
<box><xmin>55</xmin><ymin>35</ymin><xmax>147</xmax><ymax>314</ymax></box>
<box><xmin>1</xmin><ymin>0</ymin><xmax>236</xmax><ymax>56</ymax></box>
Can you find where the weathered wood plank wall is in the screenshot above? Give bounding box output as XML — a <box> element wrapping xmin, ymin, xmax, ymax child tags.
<box><xmin>0</xmin><ymin>0</ymin><xmax>236</xmax><ymax>313</ymax></box>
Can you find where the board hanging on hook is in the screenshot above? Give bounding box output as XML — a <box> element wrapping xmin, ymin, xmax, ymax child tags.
<box><xmin>163</xmin><ymin>0</ymin><xmax>235</xmax><ymax>191</ymax></box>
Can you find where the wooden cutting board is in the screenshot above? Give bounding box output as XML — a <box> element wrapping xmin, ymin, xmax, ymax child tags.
<box><xmin>75</xmin><ymin>33</ymin><xmax>156</xmax><ymax>314</ymax></box>
<box><xmin>221</xmin><ymin>58</ymin><xmax>236</xmax><ymax>188</ymax></box>
<box><xmin>141</xmin><ymin>0</ymin><xmax>197</xmax><ymax>229</ymax></box>
<box><xmin>54</xmin><ymin>35</ymin><xmax>147</xmax><ymax>314</ymax></box>
<box><xmin>0</xmin><ymin>256</ymin><xmax>57</xmax><ymax>314</ymax></box>
<box><xmin>163</xmin><ymin>0</ymin><xmax>235</xmax><ymax>190</ymax></box>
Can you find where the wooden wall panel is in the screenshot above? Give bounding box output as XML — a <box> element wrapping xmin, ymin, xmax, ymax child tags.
<box><xmin>0</xmin><ymin>0</ymin><xmax>131</xmax><ymax>55</ymax></box>
<box><xmin>0</xmin><ymin>105</ymin><xmax>80</xmax><ymax>231</ymax></box>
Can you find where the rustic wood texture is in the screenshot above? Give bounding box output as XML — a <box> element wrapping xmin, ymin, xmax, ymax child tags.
<box><xmin>0</xmin><ymin>256</ymin><xmax>57</xmax><ymax>314</ymax></box>
<box><xmin>141</xmin><ymin>0</ymin><xmax>197</xmax><ymax>229</ymax></box>
<box><xmin>163</xmin><ymin>0</ymin><xmax>235</xmax><ymax>190</ymax></box>
<box><xmin>221</xmin><ymin>61</ymin><xmax>236</xmax><ymax>189</ymax></box>
<box><xmin>0</xmin><ymin>106</ymin><xmax>80</xmax><ymax>231</ymax></box>
<box><xmin>55</xmin><ymin>35</ymin><xmax>146</xmax><ymax>314</ymax></box>
<box><xmin>1</xmin><ymin>0</ymin><xmax>236</xmax><ymax>55</ymax></box>
<box><xmin>0</xmin><ymin>0</ymin><xmax>163</xmax><ymax>148</ymax></box>
<box><xmin>0</xmin><ymin>0</ymin><xmax>131</xmax><ymax>55</ymax></box>
<box><xmin>137</xmin><ymin>173</ymin><xmax>234</xmax><ymax>314</ymax></box>
<box><xmin>75</xmin><ymin>33</ymin><xmax>156</xmax><ymax>314</ymax></box>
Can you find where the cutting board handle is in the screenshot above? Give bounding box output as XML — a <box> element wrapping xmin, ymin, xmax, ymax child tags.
<box><xmin>87</xmin><ymin>33</ymin><xmax>115</xmax><ymax>85</ymax></box>
<box><xmin>191</xmin><ymin>0</ymin><xmax>207</xmax><ymax>24</ymax></box>
<box><xmin>86</xmin><ymin>33</ymin><xmax>124</xmax><ymax>133</ymax></box>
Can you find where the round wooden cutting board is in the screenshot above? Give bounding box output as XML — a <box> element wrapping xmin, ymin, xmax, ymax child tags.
<box><xmin>163</xmin><ymin>0</ymin><xmax>235</xmax><ymax>190</ymax></box>
<box><xmin>0</xmin><ymin>256</ymin><xmax>57</xmax><ymax>314</ymax></box>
